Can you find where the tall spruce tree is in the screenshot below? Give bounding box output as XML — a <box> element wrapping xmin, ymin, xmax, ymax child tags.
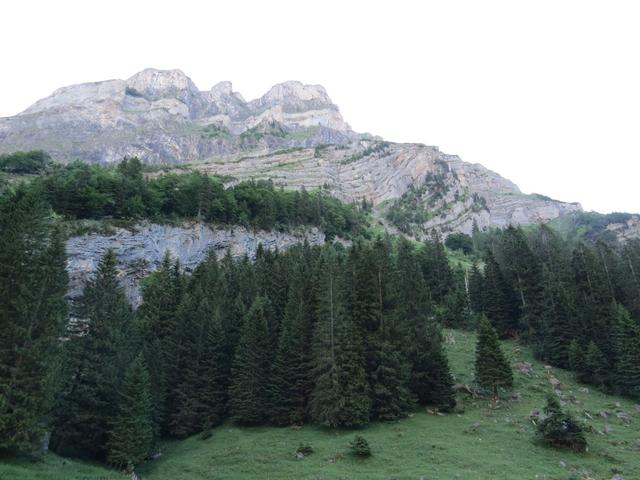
<box><xmin>409</xmin><ymin>321</ymin><xmax>456</xmax><ymax>411</ymax></box>
<box><xmin>0</xmin><ymin>188</ymin><xmax>68</xmax><ymax>451</ymax></box>
<box><xmin>474</xmin><ymin>316</ymin><xmax>513</xmax><ymax>396</ymax></box>
<box><xmin>228</xmin><ymin>297</ymin><xmax>273</xmax><ymax>424</ymax></box>
<box><xmin>107</xmin><ymin>354</ymin><xmax>154</xmax><ymax>471</ymax></box>
<box><xmin>482</xmin><ymin>251</ymin><xmax>517</xmax><ymax>337</ymax></box>
<box><xmin>51</xmin><ymin>249</ymin><xmax>132</xmax><ymax>459</ymax></box>
<box><xmin>309</xmin><ymin>247</ymin><xmax>342</xmax><ymax>427</ymax></box>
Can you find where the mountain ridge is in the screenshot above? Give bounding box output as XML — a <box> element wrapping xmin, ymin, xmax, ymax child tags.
<box><xmin>0</xmin><ymin>68</ymin><xmax>584</xmax><ymax>235</ymax></box>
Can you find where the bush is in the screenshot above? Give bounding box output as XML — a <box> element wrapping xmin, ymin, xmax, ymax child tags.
<box><xmin>295</xmin><ymin>443</ymin><xmax>314</xmax><ymax>457</ymax></box>
<box><xmin>537</xmin><ymin>395</ymin><xmax>587</xmax><ymax>452</ymax></box>
<box><xmin>349</xmin><ymin>435</ymin><xmax>371</xmax><ymax>457</ymax></box>
<box><xmin>0</xmin><ymin>150</ymin><xmax>51</xmax><ymax>174</ymax></box>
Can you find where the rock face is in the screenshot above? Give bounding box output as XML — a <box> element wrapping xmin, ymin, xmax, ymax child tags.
<box><xmin>0</xmin><ymin>67</ymin><xmax>582</xmax><ymax>234</ymax></box>
<box><xmin>66</xmin><ymin>223</ymin><xmax>327</xmax><ymax>306</ymax></box>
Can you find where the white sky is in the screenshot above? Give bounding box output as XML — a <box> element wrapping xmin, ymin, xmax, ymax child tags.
<box><xmin>1</xmin><ymin>0</ymin><xmax>638</xmax><ymax>213</ymax></box>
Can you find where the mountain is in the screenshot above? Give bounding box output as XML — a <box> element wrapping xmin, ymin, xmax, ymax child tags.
<box><xmin>0</xmin><ymin>68</ymin><xmax>581</xmax><ymax>234</ymax></box>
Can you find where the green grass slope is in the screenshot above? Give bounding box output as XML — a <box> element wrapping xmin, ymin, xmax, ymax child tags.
<box><xmin>4</xmin><ymin>330</ymin><xmax>639</xmax><ymax>480</ymax></box>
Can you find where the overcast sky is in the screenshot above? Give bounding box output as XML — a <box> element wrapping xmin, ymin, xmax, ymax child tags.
<box><xmin>1</xmin><ymin>0</ymin><xmax>638</xmax><ymax>213</ymax></box>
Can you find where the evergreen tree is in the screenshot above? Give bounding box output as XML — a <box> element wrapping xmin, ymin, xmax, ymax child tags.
<box><xmin>107</xmin><ymin>354</ymin><xmax>154</xmax><ymax>471</ymax></box>
<box><xmin>0</xmin><ymin>188</ymin><xmax>68</xmax><ymax>451</ymax></box>
<box><xmin>482</xmin><ymin>251</ymin><xmax>517</xmax><ymax>337</ymax></box>
<box><xmin>51</xmin><ymin>249</ymin><xmax>132</xmax><ymax>459</ymax></box>
<box><xmin>537</xmin><ymin>395</ymin><xmax>587</xmax><ymax>452</ymax></box>
<box><xmin>539</xmin><ymin>266</ymin><xmax>575</xmax><ymax>367</ymax></box>
<box><xmin>409</xmin><ymin>321</ymin><xmax>456</xmax><ymax>411</ymax></box>
<box><xmin>612</xmin><ymin>305</ymin><xmax>640</xmax><ymax>399</ymax></box>
<box><xmin>474</xmin><ymin>317</ymin><xmax>513</xmax><ymax>396</ymax></box>
<box><xmin>568</xmin><ymin>340</ymin><xmax>588</xmax><ymax>383</ymax></box>
<box><xmin>309</xmin><ymin>248</ymin><xmax>342</xmax><ymax>427</ymax></box>
<box><xmin>136</xmin><ymin>251</ymin><xmax>184</xmax><ymax>434</ymax></box>
<box><xmin>584</xmin><ymin>340</ymin><xmax>609</xmax><ymax>389</ymax></box>
<box><xmin>228</xmin><ymin>297</ymin><xmax>273</xmax><ymax>424</ymax></box>
<box><xmin>369</xmin><ymin>331</ymin><xmax>413</xmax><ymax>420</ymax></box>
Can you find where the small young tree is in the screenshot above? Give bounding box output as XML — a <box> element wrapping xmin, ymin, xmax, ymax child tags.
<box><xmin>537</xmin><ymin>395</ymin><xmax>587</xmax><ymax>452</ymax></box>
<box><xmin>474</xmin><ymin>316</ymin><xmax>513</xmax><ymax>396</ymax></box>
<box><xmin>107</xmin><ymin>354</ymin><xmax>155</xmax><ymax>471</ymax></box>
<box><xmin>349</xmin><ymin>435</ymin><xmax>372</xmax><ymax>457</ymax></box>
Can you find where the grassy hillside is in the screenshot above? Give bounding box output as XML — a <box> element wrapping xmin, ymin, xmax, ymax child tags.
<box><xmin>4</xmin><ymin>329</ymin><xmax>639</xmax><ymax>480</ymax></box>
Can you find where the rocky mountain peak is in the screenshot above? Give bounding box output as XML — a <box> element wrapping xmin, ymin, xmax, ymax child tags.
<box><xmin>125</xmin><ymin>68</ymin><xmax>199</xmax><ymax>100</ymax></box>
<box><xmin>250</xmin><ymin>81</ymin><xmax>334</xmax><ymax>113</ymax></box>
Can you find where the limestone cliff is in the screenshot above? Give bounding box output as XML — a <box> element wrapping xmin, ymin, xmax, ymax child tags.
<box><xmin>0</xmin><ymin>68</ymin><xmax>581</xmax><ymax>236</ymax></box>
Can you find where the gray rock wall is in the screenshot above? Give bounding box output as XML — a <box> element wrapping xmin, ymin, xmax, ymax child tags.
<box><xmin>66</xmin><ymin>223</ymin><xmax>326</xmax><ymax>306</ymax></box>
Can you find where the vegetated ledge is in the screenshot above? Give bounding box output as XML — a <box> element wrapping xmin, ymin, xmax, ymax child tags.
<box><xmin>65</xmin><ymin>221</ymin><xmax>336</xmax><ymax>307</ymax></box>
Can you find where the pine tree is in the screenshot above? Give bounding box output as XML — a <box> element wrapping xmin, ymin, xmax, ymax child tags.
<box><xmin>537</xmin><ymin>395</ymin><xmax>587</xmax><ymax>452</ymax></box>
<box><xmin>568</xmin><ymin>339</ymin><xmax>588</xmax><ymax>383</ymax></box>
<box><xmin>584</xmin><ymin>341</ymin><xmax>609</xmax><ymax>389</ymax></box>
<box><xmin>409</xmin><ymin>321</ymin><xmax>456</xmax><ymax>412</ymax></box>
<box><xmin>107</xmin><ymin>354</ymin><xmax>154</xmax><ymax>471</ymax></box>
<box><xmin>474</xmin><ymin>317</ymin><xmax>513</xmax><ymax>396</ymax></box>
<box><xmin>333</xmin><ymin>309</ymin><xmax>371</xmax><ymax>427</ymax></box>
<box><xmin>309</xmin><ymin>247</ymin><xmax>342</xmax><ymax>427</ymax></box>
<box><xmin>482</xmin><ymin>251</ymin><xmax>517</xmax><ymax>337</ymax></box>
<box><xmin>369</xmin><ymin>332</ymin><xmax>413</xmax><ymax>420</ymax></box>
<box><xmin>539</xmin><ymin>266</ymin><xmax>575</xmax><ymax>367</ymax></box>
<box><xmin>169</xmin><ymin>296</ymin><xmax>226</xmax><ymax>437</ymax></box>
<box><xmin>51</xmin><ymin>249</ymin><xmax>132</xmax><ymax>459</ymax></box>
<box><xmin>0</xmin><ymin>188</ymin><xmax>68</xmax><ymax>451</ymax></box>
<box><xmin>136</xmin><ymin>251</ymin><xmax>184</xmax><ymax>434</ymax></box>
<box><xmin>228</xmin><ymin>297</ymin><xmax>273</xmax><ymax>424</ymax></box>
<box><xmin>612</xmin><ymin>305</ymin><xmax>640</xmax><ymax>399</ymax></box>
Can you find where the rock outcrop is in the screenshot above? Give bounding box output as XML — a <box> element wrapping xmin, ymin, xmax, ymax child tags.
<box><xmin>66</xmin><ymin>222</ymin><xmax>327</xmax><ymax>306</ymax></box>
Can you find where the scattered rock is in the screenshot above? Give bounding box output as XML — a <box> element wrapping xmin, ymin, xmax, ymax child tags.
<box><xmin>579</xmin><ymin>387</ymin><xmax>590</xmax><ymax>394</ymax></box>
<box><xmin>616</xmin><ymin>411</ymin><xmax>631</xmax><ymax>423</ymax></box>
<box><xmin>611</xmin><ymin>475</ymin><xmax>624</xmax><ymax>480</ymax></box>
<box><xmin>600</xmin><ymin>410</ymin><xmax>609</xmax><ymax>418</ymax></box>
<box><xmin>559</xmin><ymin>460</ymin><xmax>566</xmax><ymax>468</ymax></box>
<box><xmin>513</xmin><ymin>362</ymin><xmax>534</xmax><ymax>375</ymax></box>
<box><xmin>549</xmin><ymin>376</ymin><xmax>562</xmax><ymax>389</ymax></box>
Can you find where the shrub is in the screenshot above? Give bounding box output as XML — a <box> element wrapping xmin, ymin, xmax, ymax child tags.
<box><xmin>295</xmin><ymin>443</ymin><xmax>314</xmax><ymax>457</ymax></box>
<box><xmin>349</xmin><ymin>435</ymin><xmax>371</xmax><ymax>457</ymax></box>
<box><xmin>537</xmin><ymin>395</ymin><xmax>587</xmax><ymax>452</ymax></box>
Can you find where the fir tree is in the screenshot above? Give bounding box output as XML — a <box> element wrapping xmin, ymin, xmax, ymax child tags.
<box><xmin>584</xmin><ymin>341</ymin><xmax>609</xmax><ymax>389</ymax></box>
<box><xmin>51</xmin><ymin>249</ymin><xmax>132</xmax><ymax>459</ymax></box>
<box><xmin>612</xmin><ymin>305</ymin><xmax>640</xmax><ymax>399</ymax></box>
<box><xmin>537</xmin><ymin>395</ymin><xmax>587</xmax><ymax>452</ymax></box>
<box><xmin>482</xmin><ymin>251</ymin><xmax>517</xmax><ymax>337</ymax></box>
<box><xmin>409</xmin><ymin>321</ymin><xmax>456</xmax><ymax>412</ymax></box>
<box><xmin>228</xmin><ymin>297</ymin><xmax>273</xmax><ymax>424</ymax></box>
<box><xmin>107</xmin><ymin>354</ymin><xmax>154</xmax><ymax>471</ymax></box>
<box><xmin>568</xmin><ymin>340</ymin><xmax>588</xmax><ymax>383</ymax></box>
<box><xmin>474</xmin><ymin>317</ymin><xmax>513</xmax><ymax>396</ymax></box>
<box><xmin>0</xmin><ymin>188</ymin><xmax>68</xmax><ymax>451</ymax></box>
<box><xmin>309</xmin><ymin>247</ymin><xmax>342</xmax><ymax>427</ymax></box>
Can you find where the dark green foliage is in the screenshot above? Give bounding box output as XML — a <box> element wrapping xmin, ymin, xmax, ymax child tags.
<box><xmin>409</xmin><ymin>322</ymin><xmax>456</xmax><ymax>411</ymax></box>
<box><xmin>228</xmin><ymin>297</ymin><xmax>273</xmax><ymax>424</ymax></box>
<box><xmin>584</xmin><ymin>341</ymin><xmax>609</xmax><ymax>390</ymax></box>
<box><xmin>537</xmin><ymin>395</ymin><xmax>587</xmax><ymax>452</ymax></box>
<box><xmin>51</xmin><ymin>250</ymin><xmax>132</xmax><ymax>459</ymax></box>
<box><xmin>349</xmin><ymin>435</ymin><xmax>372</xmax><ymax>457</ymax></box>
<box><xmin>482</xmin><ymin>252</ymin><xmax>517</xmax><ymax>337</ymax></box>
<box><xmin>612</xmin><ymin>305</ymin><xmax>640</xmax><ymax>399</ymax></box>
<box><xmin>296</xmin><ymin>442</ymin><xmax>314</xmax><ymax>457</ymax></box>
<box><xmin>474</xmin><ymin>317</ymin><xmax>513</xmax><ymax>395</ymax></box>
<box><xmin>369</xmin><ymin>335</ymin><xmax>414</xmax><ymax>420</ymax></box>
<box><xmin>0</xmin><ymin>188</ymin><xmax>68</xmax><ymax>451</ymax></box>
<box><xmin>107</xmin><ymin>354</ymin><xmax>154</xmax><ymax>470</ymax></box>
<box><xmin>445</xmin><ymin>232</ymin><xmax>473</xmax><ymax>254</ymax></box>
<box><xmin>0</xmin><ymin>150</ymin><xmax>51</xmax><ymax>173</ymax></box>
<box><xmin>29</xmin><ymin>160</ymin><xmax>364</xmax><ymax>237</ymax></box>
